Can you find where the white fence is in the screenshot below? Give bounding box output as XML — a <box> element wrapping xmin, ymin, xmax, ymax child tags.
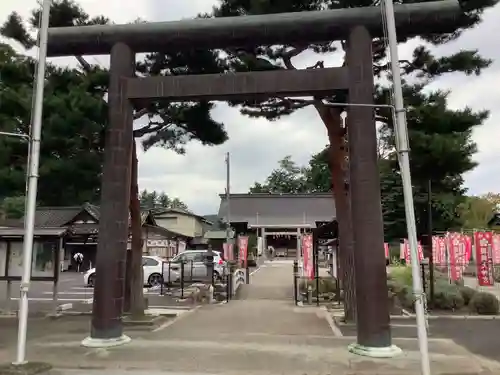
<box><xmin>231</xmin><ymin>268</ymin><xmax>247</xmax><ymax>297</ymax></box>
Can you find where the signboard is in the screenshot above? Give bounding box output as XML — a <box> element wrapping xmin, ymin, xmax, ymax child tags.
<box><xmin>238</xmin><ymin>236</ymin><xmax>248</xmax><ymax>267</ymax></box>
<box><xmin>178</xmin><ymin>241</ymin><xmax>186</xmax><ymax>254</ymax></box>
<box><xmin>6</xmin><ymin>241</ymin><xmax>56</xmax><ymax>278</ymax></box>
<box><xmin>384</xmin><ymin>243</ymin><xmax>389</xmax><ymax>259</ymax></box>
<box><xmin>301</xmin><ymin>234</ymin><xmax>314</xmax><ymax>280</ymax></box>
<box><xmin>474</xmin><ymin>231</ymin><xmax>494</xmax><ymax>286</ymax></box>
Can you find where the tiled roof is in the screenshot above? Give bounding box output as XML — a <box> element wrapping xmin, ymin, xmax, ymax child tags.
<box><xmin>217</xmin><ymin>193</ymin><xmax>336</xmax><ymax>228</ymax></box>
<box><xmin>0</xmin><ymin>227</ymin><xmax>67</xmax><ymax>237</ymax></box>
<box><xmin>34</xmin><ymin>206</ymin><xmax>83</xmax><ymax>227</ymax></box>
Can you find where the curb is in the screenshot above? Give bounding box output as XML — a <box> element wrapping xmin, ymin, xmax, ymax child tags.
<box><xmin>320</xmin><ymin>306</ymin><xmax>343</xmax><ymax>337</ymax></box>
<box><xmin>151</xmin><ymin>305</ymin><xmax>200</xmax><ymax>332</ymax></box>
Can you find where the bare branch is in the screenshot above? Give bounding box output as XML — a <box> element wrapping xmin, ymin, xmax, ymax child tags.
<box><xmin>133</xmin><ymin>108</ymin><xmax>148</xmax><ymax>120</ymax></box>
<box><xmin>75</xmin><ymin>55</ymin><xmax>92</xmax><ymax>72</ymax></box>
<box><xmin>133</xmin><ymin>122</ymin><xmax>163</xmax><ymax>138</ymax></box>
<box><xmin>307</xmin><ymin>61</ymin><xmax>324</xmax><ymax>70</ymax></box>
<box><xmin>282</xmin><ymin>46</ymin><xmax>307</xmax><ymax>70</ymax></box>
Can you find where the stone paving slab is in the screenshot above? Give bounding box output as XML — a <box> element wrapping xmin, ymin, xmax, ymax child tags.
<box><xmin>2</xmin><ymin>261</ymin><xmax>499</xmax><ymax>375</ymax></box>
<box><xmin>8</xmin><ymin>336</ymin><xmax>496</xmax><ymax>375</ymax></box>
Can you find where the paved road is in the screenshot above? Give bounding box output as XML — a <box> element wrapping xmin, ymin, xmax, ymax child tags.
<box><xmin>0</xmin><ymin>272</ymin><xmax>175</xmax><ymax>312</ymax></box>
<box><xmin>339</xmin><ymin>315</ymin><xmax>500</xmax><ymax>363</ymax></box>
<box><xmin>1</xmin><ymin>259</ymin><xmax>495</xmax><ymax>375</ymax></box>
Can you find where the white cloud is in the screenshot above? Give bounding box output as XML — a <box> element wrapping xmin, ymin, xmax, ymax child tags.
<box><xmin>1</xmin><ymin>0</ymin><xmax>499</xmax><ymax>214</ymax></box>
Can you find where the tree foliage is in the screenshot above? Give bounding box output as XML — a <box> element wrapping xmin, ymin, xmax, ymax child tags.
<box><xmin>458</xmin><ymin>194</ymin><xmax>499</xmax><ymax>230</ymax></box>
<box><xmin>0</xmin><ymin>42</ymin><xmax>105</xmax><ymax>206</ymax></box>
<box><xmin>0</xmin><ymin>0</ymin><xmax>230</xmax><ymax>204</ymax></box>
<box><xmin>0</xmin><ymin>196</ymin><xmax>25</xmax><ymax>219</ymax></box>
<box><xmin>139</xmin><ymin>190</ymin><xmax>188</xmax><ymax>210</ymax></box>
<box><xmin>230</xmin><ymin>0</ymin><xmax>495</xmax><ymax>241</ymax></box>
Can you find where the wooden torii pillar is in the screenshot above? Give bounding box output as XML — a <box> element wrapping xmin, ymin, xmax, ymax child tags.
<box><xmin>45</xmin><ymin>1</ymin><xmax>460</xmax><ymax>353</ymax></box>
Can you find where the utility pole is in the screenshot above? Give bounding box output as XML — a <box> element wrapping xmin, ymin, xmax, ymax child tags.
<box><xmin>15</xmin><ymin>0</ymin><xmax>52</xmax><ymax>365</ymax></box>
<box><xmin>427</xmin><ymin>179</ymin><xmax>435</xmax><ymax>305</ymax></box>
<box><xmin>383</xmin><ymin>0</ymin><xmax>430</xmax><ymax>374</ymax></box>
<box><xmin>225</xmin><ymin>152</ymin><xmax>232</xmax><ymax>254</ymax></box>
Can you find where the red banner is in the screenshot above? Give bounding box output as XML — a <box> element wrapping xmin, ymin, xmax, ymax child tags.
<box><xmin>384</xmin><ymin>243</ymin><xmax>389</xmax><ymax>259</ymax></box>
<box><xmin>400</xmin><ymin>239</ymin><xmax>423</xmax><ymax>265</ymax></box>
<box><xmin>238</xmin><ymin>236</ymin><xmax>248</xmax><ymax>268</ymax></box>
<box><xmin>492</xmin><ymin>234</ymin><xmax>500</xmax><ymax>265</ymax></box>
<box><xmin>447</xmin><ymin>232</ymin><xmax>462</xmax><ymax>281</ymax></box>
<box><xmin>417</xmin><ymin>241</ymin><xmax>424</xmax><ymax>261</ymax></box>
<box><xmin>474</xmin><ymin>231</ymin><xmax>494</xmax><ymax>286</ymax></box>
<box><xmin>433</xmin><ymin>236</ymin><xmax>446</xmax><ymax>266</ymax></box>
<box><xmin>302</xmin><ymin>234</ymin><xmax>314</xmax><ymax>280</ymax></box>
<box><xmin>464</xmin><ymin>235</ymin><xmax>473</xmax><ymax>264</ymax></box>
<box><xmin>404</xmin><ymin>239</ymin><xmax>410</xmax><ymax>264</ymax></box>
<box><xmin>223</xmin><ymin>242</ymin><xmax>233</xmax><ymax>261</ymax></box>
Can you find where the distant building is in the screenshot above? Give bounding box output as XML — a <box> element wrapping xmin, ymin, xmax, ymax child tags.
<box><xmin>216</xmin><ymin>193</ymin><xmax>337</xmax><ymax>256</ymax></box>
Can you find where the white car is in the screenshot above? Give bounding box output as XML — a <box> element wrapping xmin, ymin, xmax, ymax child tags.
<box><xmin>168</xmin><ymin>250</ymin><xmax>226</xmax><ymax>280</ymax></box>
<box><xmin>83</xmin><ymin>255</ymin><xmax>179</xmax><ymax>287</ymax></box>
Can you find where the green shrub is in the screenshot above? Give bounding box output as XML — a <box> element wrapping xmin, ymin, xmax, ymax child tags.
<box><xmin>299</xmin><ymin>277</ymin><xmax>338</xmax><ymax>296</ymax></box>
<box><xmin>459</xmin><ymin>286</ymin><xmax>477</xmax><ymax>306</ymax></box>
<box><xmin>469</xmin><ymin>292</ymin><xmax>500</xmax><ymax>315</ymax></box>
<box><xmin>389</xmin><ymin>266</ymin><xmax>413</xmax><ymax>286</ymax></box>
<box><xmin>433</xmin><ymin>284</ymin><xmax>464</xmax><ymax>311</ymax></box>
<box><xmin>400</xmin><ymin>286</ymin><xmax>415</xmax><ymax>310</ymax></box>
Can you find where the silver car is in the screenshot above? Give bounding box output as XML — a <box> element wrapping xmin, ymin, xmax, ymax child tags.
<box><xmin>169</xmin><ymin>250</ymin><xmax>226</xmax><ymax>280</ymax></box>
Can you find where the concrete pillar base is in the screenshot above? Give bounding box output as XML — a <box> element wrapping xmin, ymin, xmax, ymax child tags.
<box><xmin>348</xmin><ymin>343</ymin><xmax>402</xmax><ymax>358</ymax></box>
<box><xmin>81</xmin><ymin>334</ymin><xmax>131</xmax><ymax>348</ymax></box>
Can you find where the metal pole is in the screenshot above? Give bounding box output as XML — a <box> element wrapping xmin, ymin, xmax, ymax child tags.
<box><xmin>427</xmin><ymin>179</ymin><xmax>435</xmax><ymax>305</ymax></box>
<box><xmin>383</xmin><ymin>0</ymin><xmax>430</xmax><ymax>374</ymax></box>
<box><xmin>15</xmin><ymin>0</ymin><xmax>52</xmax><ymax>365</ymax></box>
<box><xmin>225</xmin><ymin>152</ymin><xmax>232</xmax><ymax>254</ymax></box>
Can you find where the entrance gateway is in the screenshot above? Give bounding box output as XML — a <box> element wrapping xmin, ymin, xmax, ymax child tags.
<box><xmin>218</xmin><ymin>193</ymin><xmax>337</xmax><ymax>259</ymax></box>
<box><xmin>46</xmin><ymin>1</ymin><xmax>461</xmax><ymax>353</ymax></box>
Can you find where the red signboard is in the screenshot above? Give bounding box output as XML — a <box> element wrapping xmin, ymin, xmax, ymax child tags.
<box><xmin>474</xmin><ymin>231</ymin><xmax>494</xmax><ymax>286</ymax></box>
<box><xmin>238</xmin><ymin>236</ymin><xmax>249</xmax><ymax>268</ymax></box>
<box><xmin>384</xmin><ymin>243</ymin><xmax>389</xmax><ymax>259</ymax></box>
<box><xmin>301</xmin><ymin>234</ymin><xmax>314</xmax><ymax>280</ymax></box>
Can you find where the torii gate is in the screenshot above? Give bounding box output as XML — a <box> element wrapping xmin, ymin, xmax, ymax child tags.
<box><xmin>46</xmin><ymin>0</ymin><xmax>460</xmax><ymax>354</ymax></box>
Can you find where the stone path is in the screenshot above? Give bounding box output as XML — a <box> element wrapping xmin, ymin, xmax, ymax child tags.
<box><xmin>5</xmin><ymin>260</ymin><xmax>500</xmax><ymax>375</ymax></box>
<box><xmin>152</xmin><ymin>259</ymin><xmax>333</xmax><ymax>339</ymax></box>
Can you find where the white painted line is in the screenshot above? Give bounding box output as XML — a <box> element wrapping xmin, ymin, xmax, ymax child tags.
<box><xmin>58</xmin><ymin>303</ymin><xmax>73</xmax><ymax>311</ymax></box>
<box><xmin>43</xmin><ymin>291</ymin><xmax>93</xmax><ymax>295</ymax></box>
<box><xmin>250</xmin><ymin>267</ymin><xmax>262</xmax><ymax>276</ymax></box>
<box><xmin>57</xmin><ymin>278</ymin><xmax>79</xmax><ymax>283</ymax></box>
<box><xmin>320</xmin><ymin>306</ymin><xmax>343</xmax><ymax>337</ymax></box>
<box><xmin>10</xmin><ymin>297</ymin><xmax>92</xmax><ymax>302</ymax></box>
<box><xmin>152</xmin><ymin>306</ymin><xmax>200</xmax><ymax>332</ymax></box>
<box><xmin>69</xmin><ymin>287</ymin><xmax>92</xmax><ymax>290</ymax></box>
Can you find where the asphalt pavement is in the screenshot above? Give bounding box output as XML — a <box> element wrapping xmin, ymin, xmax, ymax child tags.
<box><xmin>0</xmin><ymin>272</ymin><xmax>170</xmax><ymax>313</ymax></box>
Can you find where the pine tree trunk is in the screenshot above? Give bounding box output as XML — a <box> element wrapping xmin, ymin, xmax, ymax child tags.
<box><xmin>128</xmin><ymin>141</ymin><xmax>146</xmax><ymax>317</ymax></box>
<box><xmin>315</xmin><ymin>105</ymin><xmax>357</xmax><ymax>323</ymax></box>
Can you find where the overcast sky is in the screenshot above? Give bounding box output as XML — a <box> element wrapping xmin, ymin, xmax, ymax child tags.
<box><xmin>1</xmin><ymin>0</ymin><xmax>499</xmax><ymax>215</ymax></box>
